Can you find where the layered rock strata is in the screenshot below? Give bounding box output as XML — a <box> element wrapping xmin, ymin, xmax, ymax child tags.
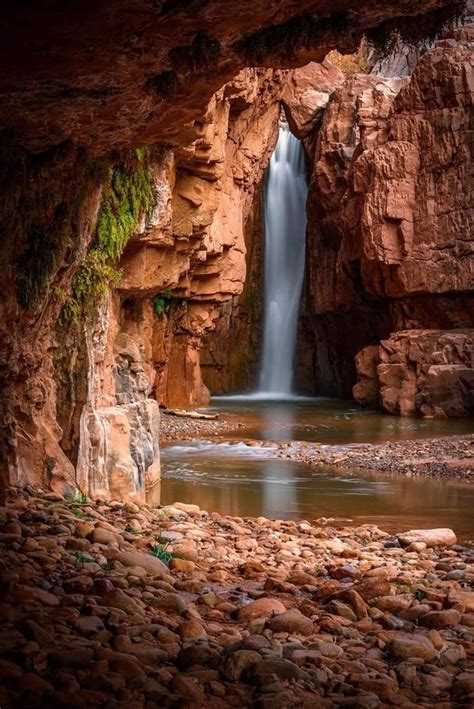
<box><xmin>354</xmin><ymin>329</ymin><xmax>474</xmax><ymax>417</ymax></box>
<box><xmin>296</xmin><ymin>32</ymin><xmax>474</xmax><ymax>407</ymax></box>
<box><xmin>70</xmin><ymin>69</ymin><xmax>284</xmax><ymax>500</ymax></box>
<box><xmin>0</xmin><ymin>1</ymin><xmax>469</xmax><ymax>499</ymax></box>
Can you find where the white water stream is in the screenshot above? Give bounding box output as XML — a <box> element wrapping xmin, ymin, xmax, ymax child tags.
<box><xmin>258</xmin><ymin>122</ymin><xmax>308</xmax><ymax>397</ymax></box>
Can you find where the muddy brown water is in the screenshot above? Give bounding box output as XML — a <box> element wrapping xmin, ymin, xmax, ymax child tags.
<box><xmin>158</xmin><ymin>397</ymin><xmax>474</xmax><ymax>540</ymax></box>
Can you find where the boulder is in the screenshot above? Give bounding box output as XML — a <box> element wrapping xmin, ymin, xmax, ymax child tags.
<box><xmin>238</xmin><ymin>598</ymin><xmax>286</xmax><ymax>622</ymax></box>
<box><xmin>388</xmin><ymin>634</ymin><xmax>437</xmax><ymax>662</ymax></box>
<box><xmin>268</xmin><ymin>608</ymin><xmax>314</xmax><ymax>636</ymax></box>
<box><xmin>397</xmin><ymin>528</ymin><xmax>457</xmax><ymax>548</ymax></box>
<box><xmin>111</xmin><ymin>550</ymin><xmax>168</xmax><ymax>576</ymax></box>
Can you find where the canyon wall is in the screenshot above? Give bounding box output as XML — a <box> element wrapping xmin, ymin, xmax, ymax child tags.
<box><xmin>58</xmin><ymin>69</ymin><xmax>283</xmax><ymax>502</ymax></box>
<box><xmin>0</xmin><ymin>0</ymin><xmax>468</xmax><ymax>501</ymax></box>
<box><xmin>296</xmin><ymin>29</ymin><xmax>473</xmax><ymax>416</ymax></box>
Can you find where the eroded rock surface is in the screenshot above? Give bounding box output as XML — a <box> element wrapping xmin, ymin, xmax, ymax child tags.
<box><xmin>354</xmin><ymin>329</ymin><xmax>474</xmax><ymax>417</ymax></box>
<box><xmin>297</xmin><ymin>31</ymin><xmax>474</xmax><ymax>406</ymax></box>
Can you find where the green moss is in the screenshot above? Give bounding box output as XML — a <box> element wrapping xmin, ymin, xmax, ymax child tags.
<box><xmin>95</xmin><ymin>154</ymin><xmax>154</xmax><ymax>260</ymax></box>
<box><xmin>61</xmin><ymin>148</ymin><xmax>154</xmax><ymax>324</ymax></box>
<box><xmin>0</xmin><ymin>141</ymin><xmax>110</xmax><ymax>313</ymax></box>
<box><xmin>60</xmin><ymin>251</ymin><xmax>122</xmax><ymax>324</ymax></box>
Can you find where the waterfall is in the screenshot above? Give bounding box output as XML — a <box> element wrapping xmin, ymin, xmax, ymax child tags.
<box><xmin>258</xmin><ymin>122</ymin><xmax>308</xmax><ymax>397</ymax></box>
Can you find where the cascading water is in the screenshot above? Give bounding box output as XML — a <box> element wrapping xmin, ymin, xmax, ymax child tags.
<box><xmin>258</xmin><ymin>122</ymin><xmax>308</xmax><ymax>397</ymax></box>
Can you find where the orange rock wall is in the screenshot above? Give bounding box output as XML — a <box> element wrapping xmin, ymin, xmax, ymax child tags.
<box><xmin>297</xmin><ymin>33</ymin><xmax>474</xmax><ymax>411</ymax></box>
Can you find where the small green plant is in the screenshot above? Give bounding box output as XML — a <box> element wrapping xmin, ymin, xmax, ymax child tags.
<box><xmin>152</xmin><ymin>288</ymin><xmax>174</xmax><ymax>318</ymax></box>
<box><xmin>70</xmin><ymin>491</ymin><xmax>88</xmax><ymax>505</ymax></box>
<box><xmin>393</xmin><ymin>581</ymin><xmax>411</xmax><ymax>593</ymax></box>
<box><xmin>155</xmin><ymin>508</ymin><xmax>172</xmax><ymax>519</ymax></box>
<box><xmin>71</xmin><ymin>507</ymin><xmax>87</xmax><ymax>519</ymax></box>
<box><xmin>414</xmin><ymin>589</ymin><xmax>427</xmax><ymax>602</ymax></box>
<box><xmin>150</xmin><ymin>540</ymin><xmax>184</xmax><ymax>566</ymax></box>
<box><xmin>61</xmin><ymin>147</ymin><xmax>154</xmax><ymax>324</ymax></box>
<box><xmin>150</xmin><ymin>542</ymin><xmax>174</xmax><ymax>565</ymax></box>
<box><xmin>73</xmin><ymin>551</ymin><xmax>95</xmax><ymax>566</ymax></box>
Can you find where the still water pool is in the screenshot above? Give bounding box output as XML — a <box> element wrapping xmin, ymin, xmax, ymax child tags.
<box><xmin>158</xmin><ymin>398</ymin><xmax>474</xmax><ymax>539</ymax></box>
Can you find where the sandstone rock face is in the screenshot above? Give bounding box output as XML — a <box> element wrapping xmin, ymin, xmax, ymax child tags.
<box><xmin>78</xmin><ymin>400</ymin><xmax>160</xmax><ymax>502</ymax></box>
<box><xmin>297</xmin><ymin>33</ymin><xmax>474</xmax><ymax>404</ymax></box>
<box><xmin>353</xmin><ymin>329</ymin><xmax>474</xmax><ymax>417</ymax></box>
<box><xmin>0</xmin><ymin>2</ymin><xmax>455</xmax><ymax>153</ymax></box>
<box><xmin>282</xmin><ymin>58</ymin><xmax>345</xmax><ymax>139</ymax></box>
<box><xmin>0</xmin><ymin>2</ymin><xmax>470</xmax><ymax>499</ymax></box>
<box><xmin>201</xmin><ymin>57</ymin><xmax>349</xmax><ymax>395</ymax></box>
<box><xmin>117</xmin><ymin>69</ymin><xmax>282</xmax><ymax>409</ymax></box>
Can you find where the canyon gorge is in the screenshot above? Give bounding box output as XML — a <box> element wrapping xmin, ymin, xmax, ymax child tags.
<box><xmin>0</xmin><ymin>0</ymin><xmax>472</xmax><ymax>507</ymax></box>
<box><xmin>1</xmin><ymin>3</ymin><xmax>474</xmax><ymax>708</ymax></box>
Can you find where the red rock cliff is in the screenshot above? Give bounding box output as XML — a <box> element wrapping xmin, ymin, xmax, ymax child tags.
<box><xmin>0</xmin><ymin>1</ymin><xmax>468</xmax><ymax>501</ymax></box>
<box><xmin>296</xmin><ymin>30</ymin><xmax>473</xmax><ymax>416</ymax></box>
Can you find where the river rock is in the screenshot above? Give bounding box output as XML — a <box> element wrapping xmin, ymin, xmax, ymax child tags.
<box><xmin>268</xmin><ymin>608</ymin><xmax>314</xmax><ymax>636</ymax></box>
<box><xmin>419</xmin><ymin>609</ymin><xmax>462</xmax><ymax>629</ymax></box>
<box><xmin>448</xmin><ymin>590</ymin><xmax>474</xmax><ymax>612</ymax></box>
<box><xmin>222</xmin><ymin>650</ymin><xmax>262</xmax><ymax>681</ymax></box>
<box><xmin>397</xmin><ymin>529</ymin><xmax>457</xmax><ymax>548</ymax></box>
<box><xmin>388</xmin><ymin>634</ymin><xmax>437</xmax><ymax>661</ymax></box>
<box><xmin>238</xmin><ymin>598</ymin><xmax>286</xmax><ymax>622</ymax></box>
<box><xmin>111</xmin><ymin>550</ymin><xmax>168</xmax><ymax>576</ymax></box>
<box><xmin>101</xmin><ymin>589</ymin><xmax>143</xmax><ymax>615</ymax></box>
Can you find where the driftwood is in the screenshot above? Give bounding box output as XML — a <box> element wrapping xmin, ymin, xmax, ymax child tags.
<box><xmin>165</xmin><ymin>409</ymin><xmax>219</xmax><ymax>420</ymax></box>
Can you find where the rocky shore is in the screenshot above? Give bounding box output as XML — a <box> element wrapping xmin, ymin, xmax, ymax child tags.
<box><xmin>160</xmin><ymin>411</ymin><xmax>241</xmax><ymax>444</ymax></box>
<box><xmin>1</xmin><ymin>487</ymin><xmax>474</xmax><ymax>707</ymax></box>
<box><xmin>161</xmin><ymin>407</ymin><xmax>474</xmax><ymax>483</ymax></box>
<box><xmin>287</xmin><ymin>434</ymin><xmax>474</xmax><ymax>482</ymax></box>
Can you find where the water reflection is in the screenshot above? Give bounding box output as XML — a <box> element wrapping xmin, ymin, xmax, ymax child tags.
<box><xmin>156</xmin><ymin>398</ymin><xmax>474</xmax><ymax>539</ymax></box>
<box><xmin>158</xmin><ymin>439</ymin><xmax>474</xmax><ymax>539</ymax></box>
<box><xmin>260</xmin><ymin>403</ymin><xmax>297</xmax><ymax>519</ymax></box>
<box><xmin>211</xmin><ymin>397</ymin><xmax>474</xmax><ymax>445</ymax></box>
